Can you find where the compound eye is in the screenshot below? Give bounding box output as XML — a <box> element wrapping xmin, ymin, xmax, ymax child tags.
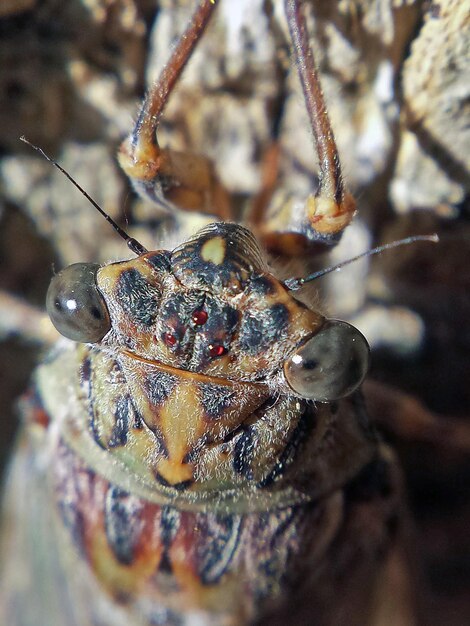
<box><xmin>46</xmin><ymin>263</ymin><xmax>111</xmax><ymax>343</ymax></box>
<box><xmin>284</xmin><ymin>320</ymin><xmax>369</xmax><ymax>402</ymax></box>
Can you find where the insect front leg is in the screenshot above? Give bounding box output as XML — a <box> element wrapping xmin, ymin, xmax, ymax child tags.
<box><xmin>249</xmin><ymin>0</ymin><xmax>356</xmax><ymax>256</ymax></box>
<box><xmin>118</xmin><ymin>0</ymin><xmax>232</xmax><ymax>221</ymax></box>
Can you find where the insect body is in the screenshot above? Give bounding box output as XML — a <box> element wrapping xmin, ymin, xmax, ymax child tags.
<box><xmin>7</xmin><ymin>220</ymin><xmax>375</xmax><ymax>625</ymax></box>
<box><xmin>1</xmin><ymin>221</ymin><xmax>390</xmax><ymax>626</ymax></box>
<box><xmin>0</xmin><ymin>1</ymin><xmax>406</xmax><ymax>624</ymax></box>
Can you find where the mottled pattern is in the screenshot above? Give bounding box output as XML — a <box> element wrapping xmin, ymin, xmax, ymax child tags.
<box><xmin>105</xmin><ymin>486</ymin><xmax>143</xmax><ymax>566</ymax></box>
<box><xmin>108</xmin><ymin>395</ymin><xmax>131</xmax><ymax>448</ymax></box>
<box><xmin>144</xmin><ymin>251</ymin><xmax>172</xmax><ymax>274</ymax></box>
<box><xmin>50</xmin><ymin>440</ymin><xmax>318</xmax><ymax>616</ymax></box>
<box><xmin>45</xmin><ymin>432</ymin><xmax>399</xmax><ymax>626</ymax></box>
<box><xmin>80</xmin><ymin>350</ymin><xmax>142</xmax><ymax>451</ymax></box>
<box><xmin>195</xmin><ymin>514</ymin><xmax>242</xmax><ymax>584</ymax></box>
<box><xmin>258</xmin><ymin>406</ymin><xmax>314</xmax><ymax>488</ymax></box>
<box><xmin>158</xmin><ymin>290</ymin><xmax>205</xmax><ymax>360</ymax></box>
<box><xmin>238</xmin><ymin>304</ymin><xmax>289</xmax><ymax>355</ymax></box>
<box><xmin>74</xmin><ymin>331</ymin><xmax>375</xmax><ymax>495</ymax></box>
<box><xmin>0</xmin><ymin>355</ymin><xmax>400</xmax><ymax>626</ymax></box>
<box><xmin>199</xmin><ymin>383</ymin><xmax>238</xmax><ymax>420</ymax></box>
<box><xmin>34</xmin><ymin>262</ymin><xmax>374</xmax><ymax>499</ymax></box>
<box><xmin>116</xmin><ymin>268</ymin><xmax>161</xmax><ymax>327</ymax></box>
<box><xmin>159</xmin><ymin>506</ymin><xmax>181</xmax><ymax>573</ymax></box>
<box><xmin>171</xmin><ymin>223</ymin><xmax>267</xmax><ymax>293</ymax></box>
<box><xmin>233</xmin><ymin>427</ymin><xmax>256</xmax><ymax>479</ymax></box>
<box><xmin>247</xmin><ymin>275</ymin><xmax>277</xmax><ymax>296</ymax></box>
<box><xmin>95</xmin><ymin>223</ymin><xmax>323</xmax><ymax>384</ymax></box>
<box><xmin>144</xmin><ymin>371</ymin><xmax>178</xmax><ymax>409</ymax></box>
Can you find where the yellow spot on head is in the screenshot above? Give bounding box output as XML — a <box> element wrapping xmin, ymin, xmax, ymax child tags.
<box><xmin>201</xmin><ymin>236</ymin><xmax>226</xmax><ymax>265</ymax></box>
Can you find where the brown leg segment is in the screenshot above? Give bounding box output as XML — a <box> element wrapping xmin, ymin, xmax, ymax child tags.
<box><xmin>253</xmin><ymin>0</ymin><xmax>356</xmax><ymax>255</ymax></box>
<box><xmin>285</xmin><ymin>0</ymin><xmax>356</xmax><ymax>235</ymax></box>
<box><xmin>118</xmin><ymin>0</ymin><xmax>231</xmax><ymax>220</ymax></box>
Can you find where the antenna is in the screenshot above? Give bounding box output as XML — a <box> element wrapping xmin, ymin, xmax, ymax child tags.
<box><xmin>284</xmin><ymin>234</ymin><xmax>439</xmax><ymax>291</ymax></box>
<box><xmin>20</xmin><ymin>136</ymin><xmax>148</xmax><ymax>256</ymax></box>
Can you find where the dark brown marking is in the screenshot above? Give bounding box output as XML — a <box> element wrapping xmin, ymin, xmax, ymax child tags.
<box><xmin>160</xmin><ymin>506</ymin><xmax>180</xmax><ymax>546</ymax></box>
<box><xmin>105</xmin><ymin>486</ymin><xmax>142</xmax><ymax>566</ymax></box>
<box><xmin>108</xmin><ymin>394</ymin><xmax>131</xmax><ymax>448</ymax></box>
<box><xmin>239</xmin><ymin>303</ymin><xmax>289</xmax><ymax>354</ymax></box>
<box><xmin>116</xmin><ymin>268</ymin><xmax>161</xmax><ymax>327</ymax></box>
<box><xmin>131</xmin><ymin>401</ymin><xmax>144</xmax><ymax>430</ymax></box>
<box><xmin>199</xmin><ymin>383</ymin><xmax>237</xmax><ymax>420</ymax></box>
<box><xmin>429</xmin><ymin>3</ymin><xmax>441</xmax><ymax>18</ymax></box>
<box><xmin>54</xmin><ymin>441</ymin><xmax>90</xmax><ymax>554</ymax></box>
<box><xmin>248</xmin><ymin>274</ymin><xmax>277</xmax><ymax>296</ymax></box>
<box><xmin>158</xmin><ymin>506</ymin><xmax>181</xmax><ymax>574</ymax></box>
<box><xmin>195</xmin><ymin>514</ymin><xmax>242</xmax><ymax>585</ymax></box>
<box><xmin>155</xmin><ymin>472</ymin><xmax>193</xmax><ymax>491</ymax></box>
<box><xmin>233</xmin><ymin>427</ymin><xmax>255</xmax><ymax>480</ymax></box>
<box><xmin>143</xmin><ymin>250</ymin><xmax>171</xmax><ymax>273</ymax></box>
<box><xmin>81</xmin><ymin>355</ymin><xmax>106</xmax><ymax>449</ymax></box>
<box><xmin>145</xmin><ymin>370</ymin><xmax>178</xmax><ymax>407</ymax></box>
<box><xmin>80</xmin><ymin>354</ymin><xmax>92</xmax><ymax>385</ymax></box>
<box><xmin>268</xmin><ymin>507</ymin><xmax>301</xmax><ymax>551</ymax></box>
<box><xmin>259</xmin><ymin>404</ymin><xmax>313</xmax><ymax>488</ymax></box>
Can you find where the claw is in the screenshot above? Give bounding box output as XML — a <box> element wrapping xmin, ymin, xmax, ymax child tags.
<box><xmin>306</xmin><ymin>192</ymin><xmax>356</xmax><ymax>235</ymax></box>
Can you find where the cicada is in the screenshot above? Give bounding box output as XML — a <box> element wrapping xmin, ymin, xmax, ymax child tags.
<box><xmin>1</xmin><ymin>1</ymin><xmax>467</xmax><ymax>625</ymax></box>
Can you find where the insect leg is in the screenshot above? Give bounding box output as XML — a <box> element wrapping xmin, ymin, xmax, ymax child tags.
<box><xmin>285</xmin><ymin>0</ymin><xmax>356</xmax><ymax>234</ymax></box>
<box><xmin>118</xmin><ymin>0</ymin><xmax>232</xmax><ymax>220</ymax></box>
<box><xmin>251</xmin><ymin>0</ymin><xmax>356</xmax><ymax>255</ymax></box>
